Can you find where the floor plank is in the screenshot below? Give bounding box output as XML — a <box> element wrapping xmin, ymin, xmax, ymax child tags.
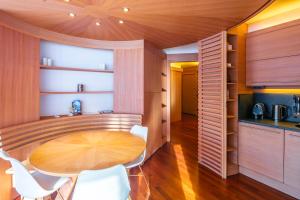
<box><xmin>132</xmin><ymin>114</ymin><xmax>295</xmax><ymax>200</ymax></box>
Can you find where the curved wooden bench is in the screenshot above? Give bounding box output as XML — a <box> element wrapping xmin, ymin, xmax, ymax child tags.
<box><xmin>0</xmin><ymin>114</ymin><xmax>142</xmax><ymax>153</ymax></box>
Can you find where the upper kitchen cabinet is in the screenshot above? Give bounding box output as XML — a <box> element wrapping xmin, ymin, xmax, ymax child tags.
<box><xmin>246</xmin><ymin>19</ymin><xmax>300</xmax><ymax>86</ymax></box>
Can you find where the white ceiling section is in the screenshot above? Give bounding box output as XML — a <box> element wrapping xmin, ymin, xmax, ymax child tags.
<box><xmin>163</xmin><ymin>43</ymin><xmax>198</xmax><ymax>55</ymax></box>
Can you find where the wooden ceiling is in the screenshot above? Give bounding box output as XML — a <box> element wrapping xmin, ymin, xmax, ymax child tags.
<box><xmin>0</xmin><ymin>0</ymin><xmax>271</xmax><ymax>48</ymax></box>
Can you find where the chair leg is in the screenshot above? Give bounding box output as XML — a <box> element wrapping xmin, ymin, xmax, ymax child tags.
<box><xmin>57</xmin><ymin>189</ymin><xmax>64</xmax><ymax>200</ymax></box>
<box><xmin>138</xmin><ymin>165</ymin><xmax>150</xmax><ymax>197</ymax></box>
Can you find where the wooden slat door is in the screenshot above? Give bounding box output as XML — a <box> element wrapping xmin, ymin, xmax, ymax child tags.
<box><xmin>198</xmin><ymin>32</ymin><xmax>227</xmax><ymax>178</ymax></box>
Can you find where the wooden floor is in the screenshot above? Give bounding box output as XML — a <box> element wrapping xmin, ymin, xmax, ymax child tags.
<box><xmin>134</xmin><ymin>114</ymin><xmax>295</xmax><ymax>200</ymax></box>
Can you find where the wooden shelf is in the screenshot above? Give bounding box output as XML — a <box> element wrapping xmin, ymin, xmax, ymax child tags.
<box><xmin>41</xmin><ymin>91</ymin><xmax>113</xmax><ymax>95</ymax></box>
<box><xmin>227</xmin><ymin>49</ymin><xmax>236</xmax><ymax>52</ymax></box>
<box><xmin>227</xmin><ymin>131</ymin><xmax>236</xmax><ymax>135</ymax></box>
<box><xmin>227</xmin><ymin>66</ymin><xmax>236</xmax><ymax>69</ymax></box>
<box><xmin>227</xmin><ymin>82</ymin><xmax>237</xmax><ymax>85</ymax></box>
<box><xmin>227</xmin><ymin>162</ymin><xmax>239</xmax><ymax>176</ymax></box>
<box><xmin>227</xmin><ymin>115</ymin><xmax>236</xmax><ymax>119</ymax></box>
<box><xmin>40</xmin><ymin>65</ymin><xmax>114</xmax><ymax>73</ymax></box>
<box><xmin>226</xmin><ymin>99</ymin><xmax>236</xmax><ymax>102</ymax></box>
<box><xmin>227</xmin><ymin>146</ymin><xmax>237</xmax><ymax>152</ymax></box>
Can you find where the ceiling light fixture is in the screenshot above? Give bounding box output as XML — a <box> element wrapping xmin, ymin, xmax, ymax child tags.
<box><xmin>123</xmin><ymin>7</ymin><xmax>129</xmax><ymax>13</ymax></box>
<box><xmin>96</xmin><ymin>22</ymin><xmax>101</xmax><ymax>26</ymax></box>
<box><xmin>118</xmin><ymin>20</ymin><xmax>124</xmax><ymax>24</ymax></box>
<box><xmin>69</xmin><ymin>12</ymin><xmax>76</xmax><ymax>17</ymax></box>
<box><xmin>64</xmin><ymin>0</ymin><xmax>70</xmax><ymax>2</ymax></box>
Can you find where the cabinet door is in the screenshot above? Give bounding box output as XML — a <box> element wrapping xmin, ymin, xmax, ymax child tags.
<box><xmin>284</xmin><ymin>130</ymin><xmax>300</xmax><ymax>190</ymax></box>
<box><xmin>239</xmin><ymin>123</ymin><xmax>284</xmax><ymax>181</ymax></box>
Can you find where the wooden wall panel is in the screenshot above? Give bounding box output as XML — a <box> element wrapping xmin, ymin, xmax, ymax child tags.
<box><xmin>113</xmin><ymin>48</ymin><xmax>144</xmax><ymax>114</ymax></box>
<box><xmin>182</xmin><ymin>67</ymin><xmax>198</xmax><ymax>115</ymax></box>
<box><xmin>171</xmin><ymin>68</ymin><xmax>182</xmax><ymax>122</ymax></box>
<box><xmin>143</xmin><ymin>41</ymin><xmax>165</xmax><ymax>157</ymax></box>
<box><xmin>246</xmin><ymin>19</ymin><xmax>300</xmax><ymax>86</ymax></box>
<box><xmin>0</xmin><ymin>25</ymin><xmax>40</xmax><ymax>128</ymax></box>
<box><xmin>0</xmin><ymin>25</ymin><xmax>40</xmax><ymax>200</ymax></box>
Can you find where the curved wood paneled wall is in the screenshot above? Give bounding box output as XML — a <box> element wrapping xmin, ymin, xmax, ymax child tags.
<box><xmin>0</xmin><ymin>114</ymin><xmax>142</xmax><ymax>152</ymax></box>
<box><xmin>0</xmin><ymin>11</ymin><xmax>143</xmax><ymax>50</ymax></box>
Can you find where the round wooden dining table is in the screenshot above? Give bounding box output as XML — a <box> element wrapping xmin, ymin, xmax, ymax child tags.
<box><xmin>29</xmin><ymin>130</ymin><xmax>146</xmax><ymax>177</ymax></box>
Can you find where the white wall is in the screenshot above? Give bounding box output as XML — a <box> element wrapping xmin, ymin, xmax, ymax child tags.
<box><xmin>40</xmin><ymin>41</ymin><xmax>113</xmax><ymax>69</ymax></box>
<box><xmin>40</xmin><ymin>41</ymin><xmax>114</xmax><ymax>116</ymax></box>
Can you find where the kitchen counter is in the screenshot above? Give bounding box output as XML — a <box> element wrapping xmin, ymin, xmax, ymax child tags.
<box><xmin>239</xmin><ymin>118</ymin><xmax>300</xmax><ymax>133</ymax></box>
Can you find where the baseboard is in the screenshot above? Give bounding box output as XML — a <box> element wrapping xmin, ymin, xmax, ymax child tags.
<box><xmin>240</xmin><ymin>166</ymin><xmax>300</xmax><ymax>199</ymax></box>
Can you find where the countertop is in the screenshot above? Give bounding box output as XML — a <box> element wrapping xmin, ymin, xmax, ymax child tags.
<box><xmin>239</xmin><ymin>118</ymin><xmax>300</xmax><ymax>133</ymax></box>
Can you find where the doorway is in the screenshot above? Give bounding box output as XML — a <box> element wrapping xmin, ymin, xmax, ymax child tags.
<box><xmin>170</xmin><ymin>62</ymin><xmax>199</xmax><ymax>123</ymax></box>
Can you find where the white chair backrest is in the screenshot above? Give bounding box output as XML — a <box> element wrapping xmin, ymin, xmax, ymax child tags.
<box><xmin>72</xmin><ymin>165</ymin><xmax>130</xmax><ymax>200</ymax></box>
<box><xmin>0</xmin><ymin>150</ymin><xmax>47</xmax><ymax>198</ymax></box>
<box><xmin>130</xmin><ymin>125</ymin><xmax>148</xmax><ymax>142</ymax></box>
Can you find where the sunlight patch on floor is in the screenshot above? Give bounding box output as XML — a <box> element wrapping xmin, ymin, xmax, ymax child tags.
<box><xmin>173</xmin><ymin>144</ymin><xmax>196</xmax><ymax>200</ymax></box>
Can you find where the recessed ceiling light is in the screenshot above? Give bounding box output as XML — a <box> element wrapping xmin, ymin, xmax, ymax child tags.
<box><xmin>118</xmin><ymin>20</ymin><xmax>124</xmax><ymax>24</ymax></box>
<box><xmin>123</xmin><ymin>7</ymin><xmax>129</xmax><ymax>13</ymax></box>
<box><xmin>96</xmin><ymin>22</ymin><xmax>101</xmax><ymax>26</ymax></box>
<box><xmin>64</xmin><ymin>0</ymin><xmax>70</xmax><ymax>2</ymax></box>
<box><xmin>69</xmin><ymin>12</ymin><xmax>76</xmax><ymax>17</ymax></box>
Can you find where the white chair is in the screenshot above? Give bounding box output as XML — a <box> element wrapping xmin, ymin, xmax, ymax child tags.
<box><xmin>0</xmin><ymin>150</ymin><xmax>69</xmax><ymax>200</ymax></box>
<box><xmin>125</xmin><ymin>125</ymin><xmax>149</xmax><ymax>197</ymax></box>
<box><xmin>72</xmin><ymin>165</ymin><xmax>130</xmax><ymax>200</ymax></box>
<box><xmin>125</xmin><ymin>125</ymin><xmax>148</xmax><ymax>169</ymax></box>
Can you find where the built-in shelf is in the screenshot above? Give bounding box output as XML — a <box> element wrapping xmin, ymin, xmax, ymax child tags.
<box><xmin>40</xmin><ymin>65</ymin><xmax>114</xmax><ymax>73</ymax></box>
<box><xmin>227</xmin><ymin>131</ymin><xmax>236</xmax><ymax>135</ymax></box>
<box><xmin>227</xmin><ymin>115</ymin><xmax>235</xmax><ymax>119</ymax></box>
<box><xmin>227</xmin><ymin>82</ymin><xmax>236</xmax><ymax>85</ymax></box>
<box><xmin>227</xmin><ymin>67</ymin><xmax>236</xmax><ymax>69</ymax></box>
<box><xmin>227</xmin><ymin>146</ymin><xmax>237</xmax><ymax>152</ymax></box>
<box><xmin>40</xmin><ymin>91</ymin><xmax>114</xmax><ymax>95</ymax></box>
<box><xmin>227</xmin><ymin>99</ymin><xmax>236</xmax><ymax>102</ymax></box>
<box><xmin>227</xmin><ymin>49</ymin><xmax>236</xmax><ymax>52</ymax></box>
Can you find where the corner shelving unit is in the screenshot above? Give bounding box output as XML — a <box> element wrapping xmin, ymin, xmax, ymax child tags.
<box><xmin>226</xmin><ymin>33</ymin><xmax>239</xmax><ymax>176</ymax></box>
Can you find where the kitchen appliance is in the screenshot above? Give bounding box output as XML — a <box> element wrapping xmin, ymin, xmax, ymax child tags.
<box><xmin>293</xmin><ymin>95</ymin><xmax>300</xmax><ymax>117</ymax></box>
<box><xmin>252</xmin><ymin>103</ymin><xmax>265</xmax><ymax>120</ymax></box>
<box><xmin>272</xmin><ymin>104</ymin><xmax>288</xmax><ymax>121</ymax></box>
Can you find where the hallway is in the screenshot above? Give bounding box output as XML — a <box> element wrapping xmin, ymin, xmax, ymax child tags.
<box><xmin>139</xmin><ymin>114</ymin><xmax>295</xmax><ymax>200</ymax></box>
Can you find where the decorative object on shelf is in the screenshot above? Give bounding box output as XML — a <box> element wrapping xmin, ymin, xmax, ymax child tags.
<box><xmin>77</xmin><ymin>84</ymin><xmax>84</xmax><ymax>92</ymax></box>
<box><xmin>72</xmin><ymin>100</ymin><xmax>82</xmax><ymax>115</ymax></box>
<box><xmin>47</xmin><ymin>58</ymin><xmax>53</xmax><ymax>66</ymax></box>
<box><xmin>98</xmin><ymin>63</ymin><xmax>106</xmax><ymax>70</ymax></box>
<box><xmin>99</xmin><ymin>110</ymin><xmax>113</xmax><ymax>114</ymax></box>
<box><xmin>227</xmin><ymin>44</ymin><xmax>233</xmax><ymax>51</ymax></box>
<box><xmin>42</xmin><ymin>57</ymin><xmax>48</xmax><ymax>65</ymax></box>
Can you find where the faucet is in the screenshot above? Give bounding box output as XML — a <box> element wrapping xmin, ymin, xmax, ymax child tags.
<box><xmin>293</xmin><ymin>95</ymin><xmax>300</xmax><ymax>118</ymax></box>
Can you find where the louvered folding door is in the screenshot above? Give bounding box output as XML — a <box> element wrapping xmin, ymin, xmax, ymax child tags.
<box><xmin>198</xmin><ymin>32</ymin><xmax>227</xmax><ymax>178</ymax></box>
